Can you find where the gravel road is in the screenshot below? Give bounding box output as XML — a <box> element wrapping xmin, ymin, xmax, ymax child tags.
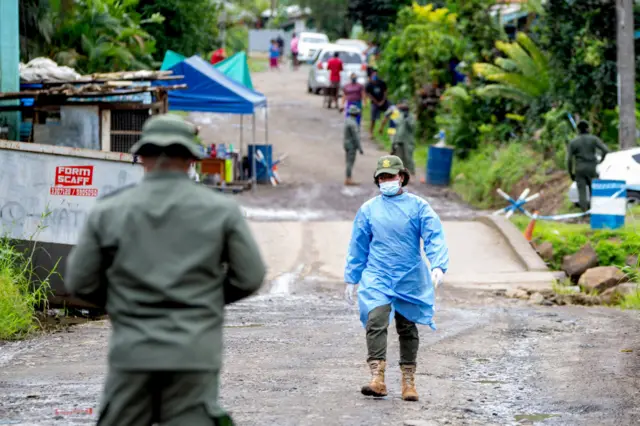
<box><xmin>0</xmin><ymin>66</ymin><xmax>639</xmax><ymax>426</ymax></box>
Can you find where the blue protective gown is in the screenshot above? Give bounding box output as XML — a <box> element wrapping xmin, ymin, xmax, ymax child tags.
<box><xmin>344</xmin><ymin>192</ymin><xmax>449</xmax><ymax>330</ymax></box>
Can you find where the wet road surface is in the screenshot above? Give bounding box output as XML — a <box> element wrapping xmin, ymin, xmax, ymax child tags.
<box><xmin>1</xmin><ymin>66</ymin><xmax>639</xmax><ymax>426</ymax></box>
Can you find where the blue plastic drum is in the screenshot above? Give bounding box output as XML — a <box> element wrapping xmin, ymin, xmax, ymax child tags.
<box><xmin>248</xmin><ymin>144</ymin><xmax>273</xmax><ymax>183</ymax></box>
<box><xmin>427</xmin><ymin>145</ymin><xmax>454</xmax><ymax>186</ymax></box>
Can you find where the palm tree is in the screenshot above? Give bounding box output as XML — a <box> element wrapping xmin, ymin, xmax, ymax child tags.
<box><xmin>472</xmin><ymin>32</ymin><xmax>551</xmax><ymax>104</ymax></box>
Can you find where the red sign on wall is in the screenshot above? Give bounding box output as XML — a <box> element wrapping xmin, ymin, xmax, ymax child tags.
<box><xmin>55</xmin><ymin>166</ymin><xmax>94</xmax><ymax>186</ymax></box>
<box><xmin>50</xmin><ymin>166</ymin><xmax>98</xmax><ymax>197</ymax></box>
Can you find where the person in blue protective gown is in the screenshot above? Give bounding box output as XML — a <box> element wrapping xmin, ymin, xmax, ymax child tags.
<box><xmin>344</xmin><ymin>155</ymin><xmax>449</xmax><ymax>402</ymax></box>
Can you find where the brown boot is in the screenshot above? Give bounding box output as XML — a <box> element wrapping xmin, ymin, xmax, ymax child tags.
<box><xmin>361</xmin><ymin>360</ymin><xmax>388</xmax><ymax>397</ymax></box>
<box><xmin>344</xmin><ymin>178</ymin><xmax>360</xmax><ymax>186</ymax></box>
<box><xmin>401</xmin><ymin>365</ymin><xmax>419</xmax><ymax>401</ymax></box>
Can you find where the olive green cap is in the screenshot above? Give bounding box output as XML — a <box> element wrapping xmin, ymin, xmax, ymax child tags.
<box><xmin>374</xmin><ymin>155</ymin><xmax>404</xmax><ymax>177</ymax></box>
<box><xmin>348</xmin><ymin>104</ymin><xmax>361</xmax><ymax>115</ymax></box>
<box><xmin>130</xmin><ymin>114</ymin><xmax>204</xmax><ymax>159</ymax></box>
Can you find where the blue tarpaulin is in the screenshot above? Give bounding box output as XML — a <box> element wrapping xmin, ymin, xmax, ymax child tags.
<box><xmin>155</xmin><ymin>56</ymin><xmax>266</xmax><ymax>114</ymax></box>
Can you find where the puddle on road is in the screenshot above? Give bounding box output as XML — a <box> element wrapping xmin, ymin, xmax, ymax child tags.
<box><xmin>473</xmin><ymin>380</ymin><xmax>506</xmax><ymax>385</ymax></box>
<box><xmin>514</xmin><ymin>413</ymin><xmax>559</xmax><ymax>423</ymax></box>
<box><xmin>242</xmin><ymin>207</ymin><xmax>325</xmax><ymax>221</ymax></box>
<box><xmin>224</xmin><ymin>324</ymin><xmax>265</xmax><ymax>328</ymax></box>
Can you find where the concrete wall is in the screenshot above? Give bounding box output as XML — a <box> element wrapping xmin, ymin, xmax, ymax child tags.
<box><xmin>34</xmin><ymin>106</ymin><xmax>101</xmax><ymax>150</ymax></box>
<box><xmin>249</xmin><ymin>30</ymin><xmax>292</xmax><ymax>53</ymax></box>
<box><xmin>0</xmin><ymin>141</ymin><xmax>144</xmax><ymax>247</ymax></box>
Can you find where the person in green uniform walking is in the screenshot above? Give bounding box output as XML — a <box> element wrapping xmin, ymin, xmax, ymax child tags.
<box><xmin>65</xmin><ymin>114</ymin><xmax>266</xmax><ymax>426</ymax></box>
<box><xmin>344</xmin><ymin>104</ymin><xmax>364</xmax><ymax>186</ymax></box>
<box><xmin>567</xmin><ymin>120</ymin><xmax>610</xmax><ymax>211</ymax></box>
<box><xmin>391</xmin><ymin>100</ymin><xmax>417</xmax><ymax>176</ymax></box>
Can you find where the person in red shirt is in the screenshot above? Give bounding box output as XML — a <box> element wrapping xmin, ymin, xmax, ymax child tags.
<box><xmin>326</xmin><ymin>52</ymin><xmax>344</xmax><ymax>109</ymax></box>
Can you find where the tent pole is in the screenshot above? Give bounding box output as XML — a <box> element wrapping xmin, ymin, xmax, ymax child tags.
<box><xmin>265</xmin><ymin>106</ymin><xmax>269</xmax><ymax>144</ymax></box>
<box><xmin>252</xmin><ymin>113</ymin><xmax>257</xmax><ymax>192</ymax></box>
<box><xmin>239</xmin><ymin>115</ymin><xmax>243</xmax><ymax>180</ymax></box>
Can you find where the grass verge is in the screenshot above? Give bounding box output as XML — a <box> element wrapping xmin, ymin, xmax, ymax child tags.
<box><xmin>0</xmin><ymin>239</ymin><xmax>54</xmax><ymax>340</ymax></box>
<box><xmin>248</xmin><ymin>58</ymin><xmax>267</xmax><ymax>73</ymax></box>
<box><xmin>511</xmin><ymin>217</ymin><xmax>640</xmax><ymax>271</ymax></box>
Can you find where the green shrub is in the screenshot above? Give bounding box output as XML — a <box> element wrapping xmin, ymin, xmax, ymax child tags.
<box><xmin>0</xmin><ymin>239</ymin><xmax>53</xmax><ymax>340</ymax></box>
<box><xmin>451</xmin><ymin>143</ymin><xmax>554</xmax><ymax>208</ymax></box>
<box><xmin>511</xmin><ymin>218</ymin><xmax>640</xmax><ymax>271</ymax></box>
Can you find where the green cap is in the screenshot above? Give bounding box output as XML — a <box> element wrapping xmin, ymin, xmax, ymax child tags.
<box><xmin>130</xmin><ymin>114</ymin><xmax>204</xmax><ymax>159</ymax></box>
<box><xmin>348</xmin><ymin>104</ymin><xmax>361</xmax><ymax>115</ymax></box>
<box><xmin>375</xmin><ymin>155</ymin><xmax>404</xmax><ymax>177</ymax></box>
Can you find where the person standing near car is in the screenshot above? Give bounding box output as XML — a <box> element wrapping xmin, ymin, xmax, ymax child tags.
<box><xmin>290</xmin><ymin>32</ymin><xmax>300</xmax><ymax>70</ymax></box>
<box><xmin>276</xmin><ymin>35</ymin><xmax>285</xmax><ymax>65</ymax></box>
<box><xmin>341</xmin><ymin>73</ymin><xmax>366</xmax><ymax>128</ymax></box>
<box><xmin>567</xmin><ymin>120</ymin><xmax>610</xmax><ymax>211</ymax></box>
<box><xmin>269</xmin><ymin>39</ymin><xmax>280</xmax><ymax>70</ymax></box>
<box><xmin>327</xmin><ymin>52</ymin><xmax>344</xmax><ymax>109</ymax></box>
<box><xmin>66</xmin><ymin>114</ymin><xmax>266</xmax><ymax>426</ymax></box>
<box><xmin>366</xmin><ymin>70</ymin><xmax>389</xmax><ymax>138</ymax></box>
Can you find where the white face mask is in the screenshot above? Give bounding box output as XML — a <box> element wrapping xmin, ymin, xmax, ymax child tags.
<box><xmin>379</xmin><ymin>179</ymin><xmax>401</xmax><ymax>196</ymax></box>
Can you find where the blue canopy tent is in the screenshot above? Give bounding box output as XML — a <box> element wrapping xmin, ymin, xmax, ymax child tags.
<box><xmin>155</xmin><ymin>55</ymin><xmax>268</xmax><ymax>187</ymax></box>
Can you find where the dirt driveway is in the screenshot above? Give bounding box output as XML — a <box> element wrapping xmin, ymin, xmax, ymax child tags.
<box><xmin>1</xmin><ymin>66</ymin><xmax>639</xmax><ymax>426</ymax></box>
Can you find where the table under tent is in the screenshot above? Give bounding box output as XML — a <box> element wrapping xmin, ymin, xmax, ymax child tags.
<box><xmin>153</xmin><ymin>55</ymin><xmax>270</xmax><ymax>191</ymax></box>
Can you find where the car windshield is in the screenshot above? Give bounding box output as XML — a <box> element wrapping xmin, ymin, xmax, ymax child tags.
<box><xmin>633</xmin><ymin>153</ymin><xmax>640</xmax><ymax>164</ymax></box>
<box><xmin>303</xmin><ymin>37</ymin><xmax>327</xmax><ymax>44</ymax></box>
<box><xmin>320</xmin><ymin>51</ymin><xmax>362</xmax><ymax>64</ymax></box>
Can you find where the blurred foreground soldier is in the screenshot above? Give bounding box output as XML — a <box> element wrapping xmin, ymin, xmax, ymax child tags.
<box><xmin>344</xmin><ymin>156</ymin><xmax>449</xmax><ymax>402</ymax></box>
<box><xmin>344</xmin><ymin>104</ymin><xmax>364</xmax><ymax>186</ymax></box>
<box><xmin>66</xmin><ymin>114</ymin><xmax>266</xmax><ymax>426</ymax></box>
<box><xmin>567</xmin><ymin>121</ymin><xmax>610</xmax><ymax>211</ymax></box>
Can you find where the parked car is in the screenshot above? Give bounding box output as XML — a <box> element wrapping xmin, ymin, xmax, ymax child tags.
<box><xmin>307</xmin><ymin>44</ymin><xmax>367</xmax><ymax>94</ymax></box>
<box><xmin>568</xmin><ymin>147</ymin><xmax>640</xmax><ymax>205</ymax></box>
<box><xmin>335</xmin><ymin>38</ymin><xmax>368</xmax><ymax>54</ymax></box>
<box><xmin>296</xmin><ymin>32</ymin><xmax>330</xmax><ymax>62</ymax></box>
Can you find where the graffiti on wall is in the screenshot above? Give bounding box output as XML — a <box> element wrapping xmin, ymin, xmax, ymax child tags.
<box><xmin>0</xmin><ymin>150</ymin><xmax>143</xmax><ymax>245</ymax></box>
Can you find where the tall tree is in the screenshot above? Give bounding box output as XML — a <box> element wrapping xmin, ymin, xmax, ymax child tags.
<box><xmin>136</xmin><ymin>0</ymin><xmax>220</xmax><ymax>60</ymax></box>
<box><xmin>616</xmin><ymin>0</ymin><xmax>637</xmax><ymax>148</ymax></box>
<box><xmin>348</xmin><ymin>0</ymin><xmax>412</xmax><ymax>35</ymax></box>
<box><xmin>298</xmin><ymin>0</ymin><xmax>350</xmax><ymax>39</ymax></box>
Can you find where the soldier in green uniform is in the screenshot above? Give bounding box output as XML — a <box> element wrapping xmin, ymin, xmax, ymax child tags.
<box><xmin>344</xmin><ymin>104</ymin><xmax>364</xmax><ymax>186</ymax></box>
<box><xmin>65</xmin><ymin>114</ymin><xmax>266</xmax><ymax>426</ymax></box>
<box><xmin>391</xmin><ymin>100</ymin><xmax>417</xmax><ymax>176</ymax></box>
<box><xmin>567</xmin><ymin>121</ymin><xmax>610</xmax><ymax>211</ymax></box>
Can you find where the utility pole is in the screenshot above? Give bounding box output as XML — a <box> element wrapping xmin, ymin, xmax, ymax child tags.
<box><xmin>616</xmin><ymin>0</ymin><xmax>637</xmax><ymax>149</ymax></box>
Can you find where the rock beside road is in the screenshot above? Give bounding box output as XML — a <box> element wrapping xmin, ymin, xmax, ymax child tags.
<box><xmin>562</xmin><ymin>245</ymin><xmax>599</xmax><ymax>282</ymax></box>
<box><xmin>578</xmin><ymin>266</ymin><xmax>628</xmax><ymax>294</ymax></box>
<box><xmin>533</xmin><ymin>241</ymin><xmax>554</xmax><ymax>262</ymax></box>
<box><xmin>601</xmin><ymin>283</ymin><xmax>640</xmax><ymax>304</ymax></box>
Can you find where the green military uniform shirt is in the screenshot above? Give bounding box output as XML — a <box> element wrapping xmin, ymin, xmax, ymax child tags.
<box><xmin>393</xmin><ymin>112</ymin><xmax>416</xmax><ymax>146</ymax></box>
<box><xmin>567</xmin><ymin>134</ymin><xmax>610</xmax><ymax>173</ymax></box>
<box><xmin>66</xmin><ymin>171</ymin><xmax>266</xmax><ymax>372</ymax></box>
<box><xmin>344</xmin><ymin>116</ymin><xmax>361</xmax><ymax>151</ymax></box>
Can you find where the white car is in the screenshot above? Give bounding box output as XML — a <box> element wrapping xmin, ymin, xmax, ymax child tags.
<box><xmin>296</xmin><ymin>32</ymin><xmax>330</xmax><ymax>62</ymax></box>
<box><xmin>335</xmin><ymin>38</ymin><xmax>369</xmax><ymax>54</ymax></box>
<box><xmin>307</xmin><ymin>44</ymin><xmax>367</xmax><ymax>94</ymax></box>
<box><xmin>568</xmin><ymin>147</ymin><xmax>640</xmax><ymax>205</ymax></box>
